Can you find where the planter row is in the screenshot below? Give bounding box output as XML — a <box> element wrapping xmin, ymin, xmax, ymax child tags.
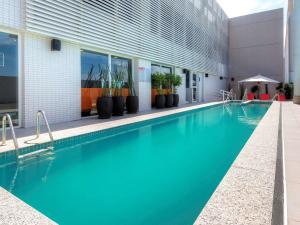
<box><xmin>155</xmin><ymin>94</ymin><xmax>179</xmax><ymax>109</ymax></box>
<box><xmin>97</xmin><ymin>96</ymin><xmax>138</xmax><ymax>119</ymax></box>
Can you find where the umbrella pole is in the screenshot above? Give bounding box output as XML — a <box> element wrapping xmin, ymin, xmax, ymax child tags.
<box><xmin>265</xmin><ymin>84</ymin><xmax>268</xmax><ymax>94</ymax></box>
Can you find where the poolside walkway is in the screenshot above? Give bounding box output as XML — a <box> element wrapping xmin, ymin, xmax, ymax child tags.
<box><xmin>282</xmin><ymin>102</ymin><xmax>300</xmax><ymax>225</ymax></box>
<box><xmin>195</xmin><ymin>101</ymin><xmax>280</xmax><ymax>225</ymax></box>
<box><xmin>0</xmin><ymin>102</ymin><xmax>221</xmax><ymax>154</ymax></box>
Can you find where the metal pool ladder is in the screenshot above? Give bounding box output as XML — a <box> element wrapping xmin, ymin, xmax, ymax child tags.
<box><xmin>35</xmin><ymin>110</ymin><xmax>54</xmax><ymax>145</ymax></box>
<box><xmin>1</xmin><ymin>113</ymin><xmax>19</xmax><ymax>156</ymax></box>
<box><xmin>17</xmin><ymin>110</ymin><xmax>55</xmax><ymax>160</ymax></box>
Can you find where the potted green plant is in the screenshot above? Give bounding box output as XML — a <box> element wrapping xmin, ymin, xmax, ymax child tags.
<box><xmin>126</xmin><ymin>69</ymin><xmax>138</xmax><ymax>114</ymax></box>
<box><xmin>276</xmin><ymin>82</ymin><xmax>294</xmax><ymax>100</ymax></box>
<box><xmin>152</xmin><ymin>72</ymin><xmax>165</xmax><ymax>109</ymax></box>
<box><xmin>172</xmin><ymin>74</ymin><xmax>182</xmax><ymax>107</ymax></box>
<box><xmin>164</xmin><ymin>74</ymin><xmax>174</xmax><ymax>108</ymax></box>
<box><xmin>81</xmin><ymin>65</ymin><xmax>94</xmax><ymax>116</ymax></box>
<box><xmin>96</xmin><ymin>65</ymin><xmax>113</xmax><ymax>119</ymax></box>
<box><xmin>251</xmin><ymin>85</ymin><xmax>259</xmax><ymax>99</ymax></box>
<box><xmin>284</xmin><ymin>83</ymin><xmax>293</xmax><ymax>99</ymax></box>
<box><xmin>112</xmin><ymin>66</ymin><xmax>125</xmax><ymax>116</ymax></box>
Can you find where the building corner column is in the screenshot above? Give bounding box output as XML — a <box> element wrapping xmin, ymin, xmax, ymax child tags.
<box><xmin>291</xmin><ymin>1</ymin><xmax>300</xmax><ymax>104</ymax></box>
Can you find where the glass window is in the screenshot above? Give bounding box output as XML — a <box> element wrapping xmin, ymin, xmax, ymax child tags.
<box><xmin>81</xmin><ymin>50</ymin><xmax>108</xmax><ymax>88</ymax></box>
<box><xmin>151</xmin><ymin>64</ymin><xmax>172</xmax><ymax>75</ymax></box>
<box><xmin>111</xmin><ymin>56</ymin><xmax>132</xmax><ymax>87</ymax></box>
<box><xmin>185</xmin><ymin>70</ymin><xmax>190</xmax><ymax>88</ymax></box>
<box><xmin>151</xmin><ymin>64</ymin><xmax>161</xmax><ymax>74</ymax></box>
<box><xmin>161</xmin><ymin>66</ymin><xmax>172</xmax><ymax>74</ymax></box>
<box><xmin>81</xmin><ymin>50</ymin><xmax>109</xmax><ymax>116</ymax></box>
<box><xmin>0</xmin><ymin>32</ymin><xmax>18</xmax><ymax>128</ymax></box>
<box><xmin>193</xmin><ymin>73</ymin><xmax>197</xmax><ymax>87</ymax></box>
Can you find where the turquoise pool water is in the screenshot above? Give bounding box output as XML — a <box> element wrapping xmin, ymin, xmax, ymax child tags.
<box><xmin>0</xmin><ymin>103</ymin><xmax>270</xmax><ymax>225</ymax></box>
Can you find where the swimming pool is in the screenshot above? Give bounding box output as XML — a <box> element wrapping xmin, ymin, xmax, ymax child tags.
<box><xmin>0</xmin><ymin>103</ymin><xmax>270</xmax><ymax>225</ymax></box>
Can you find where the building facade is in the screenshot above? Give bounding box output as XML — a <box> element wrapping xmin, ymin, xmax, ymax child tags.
<box><xmin>228</xmin><ymin>9</ymin><xmax>284</xmax><ymax>98</ymax></box>
<box><xmin>288</xmin><ymin>0</ymin><xmax>300</xmax><ymax>103</ymax></box>
<box><xmin>0</xmin><ymin>0</ymin><xmax>229</xmax><ymax>128</ymax></box>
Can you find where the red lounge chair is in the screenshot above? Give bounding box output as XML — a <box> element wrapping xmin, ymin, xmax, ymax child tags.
<box><xmin>247</xmin><ymin>93</ymin><xmax>255</xmax><ymax>100</ymax></box>
<box><xmin>278</xmin><ymin>94</ymin><xmax>286</xmax><ymax>101</ymax></box>
<box><xmin>260</xmin><ymin>94</ymin><xmax>270</xmax><ymax>100</ymax></box>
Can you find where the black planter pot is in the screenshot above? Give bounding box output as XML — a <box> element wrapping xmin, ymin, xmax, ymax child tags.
<box><xmin>97</xmin><ymin>96</ymin><xmax>113</xmax><ymax>119</ymax></box>
<box><xmin>165</xmin><ymin>94</ymin><xmax>174</xmax><ymax>108</ymax></box>
<box><xmin>156</xmin><ymin>95</ymin><xmax>165</xmax><ymax>109</ymax></box>
<box><xmin>173</xmin><ymin>94</ymin><xmax>179</xmax><ymax>107</ymax></box>
<box><xmin>126</xmin><ymin>96</ymin><xmax>139</xmax><ymax>114</ymax></box>
<box><xmin>112</xmin><ymin>96</ymin><xmax>125</xmax><ymax>116</ymax></box>
<box><xmin>81</xmin><ymin>111</ymin><xmax>91</xmax><ymax>117</ymax></box>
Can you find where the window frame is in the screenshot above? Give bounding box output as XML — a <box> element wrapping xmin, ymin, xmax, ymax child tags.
<box><xmin>0</xmin><ymin>28</ymin><xmax>21</xmax><ymax>129</ymax></box>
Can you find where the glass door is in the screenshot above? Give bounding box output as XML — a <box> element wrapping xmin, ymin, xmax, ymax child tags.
<box><xmin>0</xmin><ymin>32</ymin><xmax>18</xmax><ymax>128</ymax></box>
<box><xmin>192</xmin><ymin>73</ymin><xmax>197</xmax><ymax>102</ymax></box>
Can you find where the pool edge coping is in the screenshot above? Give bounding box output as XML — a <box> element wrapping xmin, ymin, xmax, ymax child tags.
<box><xmin>0</xmin><ymin>102</ymin><xmax>223</xmax><ymax>155</ymax></box>
<box><xmin>194</xmin><ymin>101</ymin><xmax>280</xmax><ymax>225</ymax></box>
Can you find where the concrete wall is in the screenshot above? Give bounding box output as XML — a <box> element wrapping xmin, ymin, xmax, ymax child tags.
<box><xmin>22</xmin><ymin>34</ymin><xmax>81</xmax><ymax>127</ymax></box>
<box><xmin>290</xmin><ymin>0</ymin><xmax>300</xmax><ymax>100</ymax></box>
<box><xmin>229</xmin><ymin>9</ymin><xmax>284</xmax><ymax>98</ymax></box>
<box><xmin>203</xmin><ymin>75</ymin><xmax>227</xmax><ymax>102</ymax></box>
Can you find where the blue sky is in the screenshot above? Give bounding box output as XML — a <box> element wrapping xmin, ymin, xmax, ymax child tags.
<box><xmin>216</xmin><ymin>0</ymin><xmax>286</xmax><ymax>18</ymax></box>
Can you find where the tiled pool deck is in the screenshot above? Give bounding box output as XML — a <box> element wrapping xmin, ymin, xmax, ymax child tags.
<box><xmin>0</xmin><ymin>101</ymin><xmax>299</xmax><ymax>225</ymax></box>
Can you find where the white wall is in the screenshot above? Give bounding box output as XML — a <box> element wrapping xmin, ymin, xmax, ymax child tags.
<box><xmin>22</xmin><ymin>34</ymin><xmax>81</xmax><ymax>127</ymax></box>
<box><xmin>203</xmin><ymin>75</ymin><xmax>227</xmax><ymax>102</ymax></box>
<box><xmin>0</xmin><ymin>0</ymin><xmax>24</xmax><ymax>30</ymax></box>
<box><xmin>133</xmin><ymin>58</ymin><xmax>152</xmax><ymax>112</ymax></box>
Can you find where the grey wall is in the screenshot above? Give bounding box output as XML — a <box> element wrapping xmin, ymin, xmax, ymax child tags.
<box><xmin>228</xmin><ymin>9</ymin><xmax>284</xmax><ymax>97</ymax></box>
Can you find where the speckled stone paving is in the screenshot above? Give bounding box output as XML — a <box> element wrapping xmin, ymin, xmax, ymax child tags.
<box><xmin>0</xmin><ymin>187</ymin><xmax>57</xmax><ymax>225</ymax></box>
<box><xmin>194</xmin><ymin>102</ymin><xmax>280</xmax><ymax>225</ymax></box>
<box><xmin>282</xmin><ymin>102</ymin><xmax>300</xmax><ymax>225</ymax></box>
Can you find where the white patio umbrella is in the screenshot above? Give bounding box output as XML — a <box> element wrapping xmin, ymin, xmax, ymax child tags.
<box><xmin>238</xmin><ymin>74</ymin><xmax>280</xmax><ymax>98</ymax></box>
<box><xmin>238</xmin><ymin>74</ymin><xmax>280</xmax><ymax>85</ymax></box>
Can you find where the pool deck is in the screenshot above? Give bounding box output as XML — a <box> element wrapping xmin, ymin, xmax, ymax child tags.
<box><xmin>0</xmin><ymin>187</ymin><xmax>57</xmax><ymax>225</ymax></box>
<box><xmin>0</xmin><ymin>101</ymin><xmax>299</xmax><ymax>225</ymax></box>
<box><xmin>194</xmin><ymin>101</ymin><xmax>281</xmax><ymax>225</ymax></box>
<box><xmin>282</xmin><ymin>102</ymin><xmax>300</xmax><ymax>225</ymax></box>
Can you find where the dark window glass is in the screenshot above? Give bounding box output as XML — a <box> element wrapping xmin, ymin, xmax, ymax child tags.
<box><xmin>111</xmin><ymin>56</ymin><xmax>132</xmax><ymax>87</ymax></box>
<box><xmin>81</xmin><ymin>50</ymin><xmax>108</xmax><ymax>88</ymax></box>
<box><xmin>151</xmin><ymin>64</ymin><xmax>161</xmax><ymax>74</ymax></box>
<box><xmin>186</xmin><ymin>70</ymin><xmax>190</xmax><ymax>88</ymax></box>
<box><xmin>193</xmin><ymin>73</ymin><xmax>197</xmax><ymax>86</ymax></box>
<box><xmin>0</xmin><ymin>32</ymin><xmax>18</xmax><ymax>127</ymax></box>
<box><xmin>151</xmin><ymin>64</ymin><xmax>172</xmax><ymax>75</ymax></box>
<box><xmin>81</xmin><ymin>50</ymin><xmax>108</xmax><ymax>117</ymax></box>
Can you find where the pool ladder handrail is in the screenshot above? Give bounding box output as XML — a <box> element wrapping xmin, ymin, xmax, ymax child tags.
<box><xmin>17</xmin><ymin>110</ymin><xmax>54</xmax><ymax>160</ymax></box>
<box><xmin>1</xmin><ymin>113</ymin><xmax>19</xmax><ymax>156</ymax></box>
<box><xmin>221</xmin><ymin>89</ymin><xmax>234</xmax><ymax>103</ymax></box>
<box><xmin>240</xmin><ymin>88</ymin><xmax>248</xmax><ymax>105</ymax></box>
<box><xmin>36</xmin><ymin>110</ymin><xmax>54</xmax><ymax>146</ymax></box>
